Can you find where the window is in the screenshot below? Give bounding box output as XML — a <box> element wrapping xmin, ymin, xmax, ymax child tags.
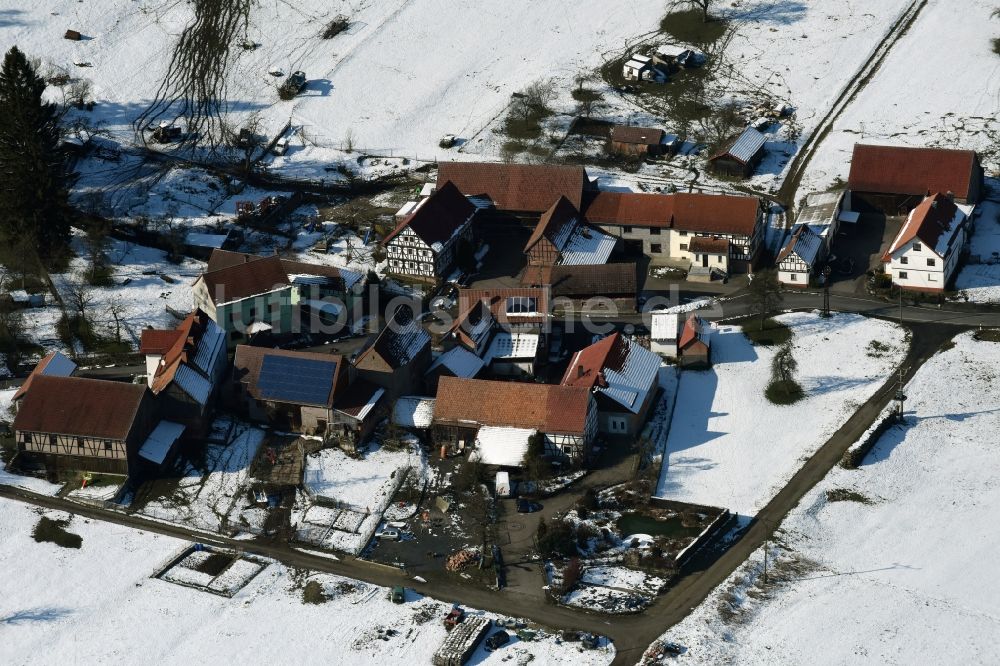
<box><xmin>650</xmin><ymin>243</ymin><xmax>662</xmax><ymax>254</ymax></box>
<box><xmin>900</xmin><ymin>256</ymin><xmax>908</xmax><ymax>265</ymax></box>
<box><xmin>49</xmin><ymin>434</ymin><xmax>57</xmax><ymax>447</ymax></box>
<box><xmin>680</xmin><ymin>243</ymin><xmax>688</xmax><ymax>251</ymax></box>
<box><xmin>623</xmin><ymin>226</ymin><xmax>633</xmax><ymax>234</ymax></box>
<box><xmin>790</xmin><ymin>273</ymin><xmax>798</xmax><ymax>281</ymax></box>
<box><xmin>929</xmin><ymin>274</ymin><xmax>938</xmax><ymax>282</ymax></box>
<box><xmin>679</xmin><ymin>230</ymin><xmax>689</xmax><ymax>237</ymax></box>
<box><xmin>104</xmin><ymin>440</ymin><xmax>113</xmax><ymax>451</ymax></box>
<box><xmin>77</xmin><ymin>437</ymin><xmax>85</xmax><ymax>449</ymax></box>
<box><xmin>912</xmin><ymin>242</ymin><xmax>922</xmax><ymax>251</ymax></box>
<box><xmin>649</xmin><ymin>228</ymin><xmax>661</xmax><ymax>236</ymax></box>
<box><xmin>20</xmin><ymin>433</ymin><xmax>30</xmax><ymax>445</ymax></box>
<box><xmin>927</xmin><ymin>258</ymin><xmax>936</xmax><ymax>267</ymax></box>
<box><xmin>898</xmin><ymin>271</ymin><xmax>908</xmax><ymax>279</ymax></box>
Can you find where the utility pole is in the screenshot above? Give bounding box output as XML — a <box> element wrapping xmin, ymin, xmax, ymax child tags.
<box><xmin>821</xmin><ymin>266</ymin><xmax>832</xmax><ymax>318</ymax></box>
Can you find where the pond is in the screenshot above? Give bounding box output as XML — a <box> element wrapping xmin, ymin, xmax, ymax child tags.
<box><xmin>616</xmin><ymin>512</ymin><xmax>703</xmax><ymax>539</ymax></box>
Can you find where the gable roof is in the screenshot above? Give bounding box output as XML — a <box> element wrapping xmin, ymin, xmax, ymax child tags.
<box><xmin>146</xmin><ymin>310</ymin><xmax>226</xmax><ymax>404</ymax></box>
<box><xmin>688</xmin><ymin>236</ymin><xmax>730</xmax><ymax>255</ymax></box>
<box><xmin>561</xmin><ymin>332</ymin><xmax>661</xmax><ymax>413</ymax></box>
<box><xmin>525</xmin><ymin>196</ymin><xmax>579</xmax><ymax>254</ymax></box>
<box><xmin>206</xmin><ymin>249</ymin><xmax>259</xmax><ymax>273</ymax></box>
<box><xmin>333</xmin><ymin>378</ymin><xmax>385</xmax><ymax>421</ymax></box>
<box><xmin>233</xmin><ymin>345</ymin><xmax>348</xmax><ymax>408</ymax></box>
<box><xmin>610</xmin><ymin>125</ymin><xmax>666</xmax><ymax>145</ymax></box>
<box><xmin>139</xmin><ymin>329</ymin><xmax>184</xmax><ymax>355</ymax></box>
<box><xmin>196</xmin><ymin>254</ymin><xmax>291</xmax><ymax>305</ymax></box>
<box><xmin>12</xmin><ymin>352</ymin><xmax>78</xmax><ymax>402</ymax></box>
<box><xmin>582</xmin><ymin>191</ymin><xmax>759</xmax><ymax>236</ymax></box>
<box><xmin>205</xmin><ymin>249</ymin><xmax>362</xmax><ymax>295</ymax></box>
<box><xmin>382</xmin><ymin>181</ymin><xmax>478</xmax><ymax>248</ymax></box>
<box><xmin>14</xmin><ymin>376</ymin><xmax>146</xmax><ymax>440</ymax></box>
<box><xmin>521</xmin><ymin>263</ymin><xmax>636</xmax><ymax>297</ymax></box>
<box><xmin>434</xmin><ymin>376</ymin><xmax>592</xmax><ymax>435</ymax></box>
<box><xmin>883</xmin><ymin>193</ymin><xmax>969</xmax><ymax>261</ymax></box>
<box><xmin>428</xmin><ymin>346</ymin><xmax>486</xmax><ymax>379</ymax></box>
<box><xmin>849</xmin><ymin>144</ymin><xmax>979</xmax><ymax>199</ymax></box>
<box><xmin>777</xmin><ymin>225</ymin><xmax>823</xmax><ymax>266</ymax></box>
<box><xmin>356</xmin><ymin>309</ymin><xmax>431</xmax><ymax>370</ymax></box>
<box><xmin>437</xmin><ymin>162</ymin><xmax>588</xmax><ymax>212</ymax></box>
<box><xmin>679</xmin><ymin>314</ymin><xmax>710</xmax><ymax>350</ymax></box>
<box><xmin>710</xmin><ymin>127</ymin><xmax>766</xmax><ymax>165</ymax></box>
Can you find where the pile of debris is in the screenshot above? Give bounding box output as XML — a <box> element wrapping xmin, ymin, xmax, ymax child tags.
<box><xmin>444</xmin><ymin>548</ymin><xmax>481</xmax><ymax>572</ymax></box>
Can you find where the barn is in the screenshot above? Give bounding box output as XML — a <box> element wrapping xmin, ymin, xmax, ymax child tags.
<box><xmin>708</xmin><ymin>127</ymin><xmax>767</xmax><ymax>178</ymax></box>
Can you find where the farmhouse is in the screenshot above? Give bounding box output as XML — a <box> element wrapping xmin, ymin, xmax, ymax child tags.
<box><xmin>432</xmin><ymin>376</ymin><xmax>597</xmax><ymax>463</ymax></box>
<box><xmin>523</xmin><ymin>196</ymin><xmax>617</xmax><ymax>267</ymax></box>
<box><xmin>193</xmin><ymin>250</ymin><xmax>364</xmax><ymax>346</ymax></box>
<box><xmin>140</xmin><ymin>310</ymin><xmax>227</xmax><ymax>435</ymax></box>
<box><xmin>678</xmin><ymin>314</ymin><xmax>711</xmax><ymax>368</ymax></box>
<box><xmin>354</xmin><ymin>308</ymin><xmax>432</xmax><ymax>399</ymax></box>
<box><xmin>382</xmin><ymin>181</ymin><xmax>480</xmax><ymax>283</ymax></box>
<box><xmin>776</xmin><ymin>225</ymin><xmax>825</xmax><ymax>287</ymax></box>
<box><xmin>708</xmin><ymin>127</ymin><xmax>767</xmax><ymax>178</ymax></box>
<box><xmin>10</xmin><ymin>351</ymin><xmax>77</xmax><ymax>411</ymax></box>
<box><xmin>583</xmin><ymin>191</ymin><xmax>764</xmax><ymax>273</ymax></box>
<box><xmin>608</xmin><ymin>125</ymin><xmax>670</xmax><ymax>157</ymax></box>
<box><xmin>233</xmin><ymin>346</ymin><xmax>383</xmax><ymax>448</ymax></box>
<box><xmin>561</xmin><ymin>332</ymin><xmax>661</xmax><ymax>437</ymax></box>
<box><xmin>13</xmin><ymin>376</ymin><xmax>167</xmax><ymax>477</ymax></box>
<box><xmin>456</xmin><ymin>287</ymin><xmax>550</xmax><ymax>327</ymax></box>
<box><xmin>436</xmin><ymin>161</ymin><xmax>592</xmax><ymax>217</ymax></box>
<box><xmin>847</xmin><ymin>144</ymin><xmax>983</xmax><ymax>213</ymax></box>
<box><xmin>882</xmin><ymin>193</ymin><xmax>972</xmax><ymax>292</ymax></box>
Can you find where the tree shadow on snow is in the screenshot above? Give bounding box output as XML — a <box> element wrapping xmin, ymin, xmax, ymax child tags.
<box><xmin>2</xmin><ymin>608</ymin><xmax>73</xmax><ymax>625</ymax></box>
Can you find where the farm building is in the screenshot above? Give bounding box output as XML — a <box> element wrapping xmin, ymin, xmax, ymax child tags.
<box><xmin>523</xmin><ymin>196</ymin><xmax>617</xmax><ymax>267</ymax></box>
<box><xmin>847</xmin><ymin>144</ymin><xmax>983</xmax><ymax>214</ymax></box>
<box><xmin>432</xmin><ymin>376</ymin><xmax>597</xmax><ymax>462</ymax></box>
<box><xmin>354</xmin><ymin>308</ymin><xmax>432</xmax><ymax>399</ymax></box>
<box><xmin>561</xmin><ymin>332</ymin><xmax>661</xmax><ymax>437</ymax></box>
<box><xmin>425</xmin><ymin>346</ymin><xmax>486</xmax><ymax>392</ymax></box>
<box><xmin>10</xmin><ymin>351</ymin><xmax>77</xmax><ymax>412</ymax></box>
<box><xmin>708</xmin><ymin>127</ymin><xmax>767</xmax><ymax>178</ymax></box>
<box><xmin>777</xmin><ymin>225</ymin><xmax>826</xmax><ymax>287</ymax></box>
<box><xmin>521</xmin><ymin>262</ymin><xmax>638</xmax><ymax>312</ymax></box>
<box><xmin>650</xmin><ymin>312</ymin><xmax>680</xmax><ymax>357</ymax></box>
<box><xmin>436</xmin><ymin>161</ymin><xmax>593</xmax><ymax>218</ymax></box>
<box><xmin>882</xmin><ymin>193</ymin><xmax>972</xmax><ymax>292</ymax></box>
<box><xmin>382</xmin><ymin>181</ymin><xmax>480</xmax><ymax>283</ymax></box>
<box><xmin>678</xmin><ymin>314</ymin><xmax>711</xmax><ymax>368</ymax></box>
<box><xmin>795</xmin><ymin>190</ymin><xmax>856</xmax><ymax>251</ymax></box>
<box><xmin>608</xmin><ymin>125</ymin><xmax>671</xmax><ymax>157</ymax></box>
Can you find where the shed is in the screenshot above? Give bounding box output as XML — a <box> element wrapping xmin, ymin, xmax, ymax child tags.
<box><xmin>650</xmin><ymin>312</ymin><xmax>680</xmax><ymax>357</ymax></box>
<box><xmin>609</xmin><ymin>125</ymin><xmax>669</xmax><ymax>157</ymax></box>
<box><xmin>708</xmin><ymin>127</ymin><xmax>767</xmax><ymax>178</ymax></box>
<box><xmin>64</xmin><ymin>30</ymin><xmax>83</xmax><ymax>41</ymax></box>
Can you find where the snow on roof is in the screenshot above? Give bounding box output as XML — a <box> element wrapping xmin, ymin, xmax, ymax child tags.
<box><xmin>429</xmin><ymin>346</ymin><xmax>486</xmax><ymax>379</ymax></box>
<box><xmin>778</xmin><ymin>225</ymin><xmax>824</xmax><ymax>266</ymax></box>
<box><xmin>395</xmin><ymin>200</ymin><xmax>420</xmax><ymax>218</ymax></box>
<box><xmin>393</xmin><ymin>396</ymin><xmax>436</xmax><ymax>429</ymax></box>
<box><xmin>562</xmin><ymin>333</ymin><xmax>660</xmax><ymax>413</ymax></box>
<box><xmin>797</xmin><ymin>191</ymin><xmax>845</xmax><ymax>237</ymax></box>
<box><xmin>485</xmin><ymin>332</ymin><xmax>540</xmax><ymax>362</ymax></box>
<box><xmin>173</xmin><ymin>363</ymin><xmax>213</xmax><ymax>406</ymax></box>
<box><xmin>560</xmin><ymin>225</ymin><xmax>618</xmax><ymax>266</ymax></box>
<box><xmin>247</xmin><ymin>321</ymin><xmax>273</xmax><ymax>334</ymax></box>
<box><xmin>419</xmin><ymin>182</ymin><xmax>435</xmax><ymax>197</ymax></box>
<box><xmin>138</xmin><ymin>421</ymin><xmax>185</xmax><ymax>465</ymax></box>
<box><xmin>651</xmin><ymin>312</ymin><xmax>680</xmax><ymax>342</ymax></box>
<box><xmin>346</xmin><ymin>386</ymin><xmax>384</xmax><ymax>422</ymax></box>
<box><xmin>628</xmin><ymin>54</ymin><xmax>651</xmax><ymax>64</ymax></box>
<box><xmin>885</xmin><ymin>194</ymin><xmax>972</xmax><ymax>260</ymax></box>
<box><xmin>474</xmin><ymin>425</ymin><xmax>536</xmax><ymax>467</ymax></box>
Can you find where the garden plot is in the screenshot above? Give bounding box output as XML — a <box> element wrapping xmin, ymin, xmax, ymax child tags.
<box><xmin>0</xmin><ymin>497</ymin><xmax>612</xmax><ymax>665</ymax></box>
<box><xmin>656</xmin><ymin>312</ymin><xmax>907</xmax><ymax>515</ymax></box>
<box><xmin>136</xmin><ymin>419</ymin><xmax>265</xmax><ymax>534</ymax></box>
<box><xmin>647</xmin><ymin>332</ymin><xmax>1000</xmax><ymax>665</ymax></box>
<box><xmin>295</xmin><ymin>442</ymin><xmax>430</xmax><ymax>554</ymax></box>
<box><xmin>547</xmin><ymin>562</ymin><xmax>667</xmax><ymax>615</ymax></box>
<box><xmin>157</xmin><ymin>546</ymin><xmax>268</xmax><ymax>597</ymax></box>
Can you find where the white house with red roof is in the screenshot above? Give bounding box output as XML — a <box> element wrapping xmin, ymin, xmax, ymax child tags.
<box><xmin>882</xmin><ymin>193</ymin><xmax>972</xmax><ymax>292</ymax></box>
<box><xmin>560</xmin><ymin>332</ymin><xmax>661</xmax><ymax>436</ymax></box>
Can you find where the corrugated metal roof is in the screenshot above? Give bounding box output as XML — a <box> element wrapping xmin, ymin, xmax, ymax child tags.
<box><xmin>720</xmin><ymin>127</ymin><xmax>766</xmax><ymax>164</ymax></box>
<box><xmin>173</xmin><ymin>363</ymin><xmax>213</xmax><ymax>406</ymax></box>
<box><xmin>429</xmin><ymin>346</ymin><xmax>486</xmax><ymax>378</ymax></box>
<box><xmin>138</xmin><ymin>421</ymin><xmax>185</xmax><ymax>464</ymax></box>
<box><xmin>561</xmin><ymin>333</ymin><xmax>660</xmax><ymax>413</ymax></box>
<box><xmin>560</xmin><ymin>225</ymin><xmax>618</xmax><ymax>266</ymax></box>
<box><xmin>651</xmin><ymin>312</ymin><xmax>679</xmax><ymax>341</ymax></box>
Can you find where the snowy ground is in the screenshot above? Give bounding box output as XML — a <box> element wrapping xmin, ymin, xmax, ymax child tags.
<box><xmin>955</xmin><ymin>196</ymin><xmax>1000</xmax><ymax>303</ymax></box>
<box><xmin>136</xmin><ymin>418</ymin><xmax>265</xmax><ymax>534</ymax></box>
<box><xmin>656</xmin><ymin>312</ymin><xmax>907</xmax><ymax>515</ymax></box>
<box><xmin>649</xmin><ymin>332</ymin><xmax>1000</xmax><ymax>665</ymax></box>
<box><xmin>0</xmin><ymin>498</ymin><xmax>613</xmax><ymax>665</ymax></box>
<box><xmin>799</xmin><ymin>0</ymin><xmax>1000</xmax><ymax>195</ymax></box>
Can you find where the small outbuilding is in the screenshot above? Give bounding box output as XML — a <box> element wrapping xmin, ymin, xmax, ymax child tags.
<box><xmin>678</xmin><ymin>314</ymin><xmax>711</xmax><ymax>368</ymax></box>
<box><xmin>609</xmin><ymin>125</ymin><xmax>670</xmax><ymax>157</ymax></box>
<box><xmin>708</xmin><ymin>127</ymin><xmax>767</xmax><ymax>179</ymax></box>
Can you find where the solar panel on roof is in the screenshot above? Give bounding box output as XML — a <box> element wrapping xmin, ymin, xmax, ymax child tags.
<box><xmin>257</xmin><ymin>355</ymin><xmax>336</xmax><ymax>406</ymax></box>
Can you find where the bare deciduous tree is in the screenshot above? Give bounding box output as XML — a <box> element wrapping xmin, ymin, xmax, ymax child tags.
<box><xmin>66</xmin><ymin>281</ymin><xmax>95</xmax><ymax>322</ymax></box>
<box><xmin>688</xmin><ymin>0</ymin><xmax>714</xmax><ymax>23</ymax></box>
<box><xmin>105</xmin><ymin>295</ymin><xmax>128</xmax><ymax>344</ymax></box>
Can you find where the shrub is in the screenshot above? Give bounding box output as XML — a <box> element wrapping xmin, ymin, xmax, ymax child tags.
<box><xmin>32</xmin><ymin>516</ymin><xmax>82</xmax><ymax>549</ymax></box>
<box><xmin>322</xmin><ymin>16</ymin><xmax>349</xmax><ymax>39</ymax></box>
<box><xmin>765</xmin><ymin>379</ymin><xmax>804</xmax><ymax>405</ymax></box>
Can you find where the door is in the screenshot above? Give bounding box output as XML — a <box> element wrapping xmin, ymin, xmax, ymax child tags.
<box><xmin>701</xmin><ymin>254</ymin><xmax>708</xmax><ymax>268</ymax></box>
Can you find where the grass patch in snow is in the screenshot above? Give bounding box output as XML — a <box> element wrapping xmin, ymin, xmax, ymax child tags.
<box><xmin>739</xmin><ymin>318</ymin><xmax>792</xmax><ymax>346</ymax></box>
<box><xmin>974</xmin><ymin>328</ymin><xmax>1000</xmax><ymax>342</ymax></box>
<box><xmin>302</xmin><ymin>580</ymin><xmax>328</xmax><ymax>604</ymax></box>
<box><xmin>32</xmin><ymin>516</ymin><xmax>82</xmax><ymax>549</ymax></box>
<box><xmin>826</xmin><ymin>488</ymin><xmax>873</xmax><ymax>505</ymax></box>
<box><xmin>660</xmin><ymin>9</ymin><xmax>727</xmax><ymax>47</ymax></box>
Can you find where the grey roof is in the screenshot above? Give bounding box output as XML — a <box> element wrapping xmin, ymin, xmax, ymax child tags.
<box><xmin>720</xmin><ymin>127</ymin><xmax>767</xmax><ymax>164</ymax></box>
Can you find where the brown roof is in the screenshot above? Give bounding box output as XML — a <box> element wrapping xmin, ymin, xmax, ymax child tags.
<box><xmin>582</xmin><ymin>191</ymin><xmax>673</xmax><ymax>228</ymax></box>
<box><xmin>688</xmin><ymin>236</ymin><xmax>730</xmax><ymax>254</ymax></box>
<box><xmin>883</xmin><ymin>193</ymin><xmax>965</xmax><ymax>261</ymax></box>
<box><xmin>434</xmin><ymin>376</ymin><xmax>592</xmax><ymax>435</ymax></box>
<box><xmin>333</xmin><ymin>378</ymin><xmax>384</xmax><ymax>419</ymax></box>
<box><xmin>521</xmin><ymin>263</ymin><xmax>636</xmax><ymax>297</ymax></box>
<box><xmin>525</xmin><ymin>196</ymin><xmax>579</xmax><ymax>254</ymax></box>
<box><xmin>11</xmin><ymin>352</ymin><xmax>77</xmax><ymax>402</ymax></box>
<box><xmin>148</xmin><ymin>310</ymin><xmax>219</xmax><ymax>396</ymax></box>
<box><xmin>457</xmin><ymin>287</ymin><xmax>550</xmax><ymax>325</ymax></box>
<box><xmin>849</xmin><ymin>144</ymin><xmax>979</xmax><ymax>199</ymax></box>
<box><xmin>355</xmin><ymin>309</ymin><xmax>431</xmax><ymax>370</ymax></box>
<box><xmin>233</xmin><ymin>345</ymin><xmax>348</xmax><ymax>407</ymax></box>
<box><xmin>14</xmin><ymin>376</ymin><xmax>147</xmax><ymax>440</ymax></box>
<box><xmin>206</xmin><ymin>249</ymin><xmax>259</xmax><ymax>273</ymax></box>
<box><xmin>670</xmin><ymin>193</ymin><xmax>760</xmax><ymax>235</ymax></box>
<box><xmin>610</xmin><ymin>125</ymin><xmax>665</xmax><ymax>146</ymax></box>
<box><xmin>438</xmin><ymin>162</ymin><xmax>588</xmax><ymax>212</ymax></box>
<box><xmin>382</xmin><ymin>181</ymin><xmax>477</xmax><ymax>247</ymax></box>
<box><xmin>196</xmin><ymin>255</ymin><xmax>291</xmax><ymax>305</ymax></box>
<box><xmin>140</xmin><ymin>329</ymin><xmax>184</xmax><ymax>355</ymax></box>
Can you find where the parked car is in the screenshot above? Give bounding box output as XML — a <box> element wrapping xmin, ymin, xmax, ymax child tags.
<box><xmin>485</xmin><ymin>630</ymin><xmax>510</xmax><ymax>652</ymax></box>
<box><xmin>375</xmin><ymin>528</ymin><xmax>400</xmax><ymax>541</ymax></box>
<box><xmin>389</xmin><ymin>586</ymin><xmax>406</xmax><ymax>604</ymax></box>
<box><xmin>663</xmin><ymin>641</ymin><xmax>684</xmax><ymax>655</ymax></box>
<box><xmin>516</xmin><ymin>499</ymin><xmax>542</xmax><ymax>514</ymax></box>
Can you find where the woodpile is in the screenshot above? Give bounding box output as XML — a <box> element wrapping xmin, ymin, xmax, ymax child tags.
<box><xmin>444</xmin><ymin>548</ymin><xmax>480</xmax><ymax>572</ymax></box>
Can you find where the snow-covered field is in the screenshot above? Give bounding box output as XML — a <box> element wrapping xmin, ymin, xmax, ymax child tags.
<box><xmin>650</xmin><ymin>332</ymin><xmax>1000</xmax><ymax>665</ymax></box>
<box><xmin>656</xmin><ymin>312</ymin><xmax>907</xmax><ymax>515</ymax></box>
<box><xmin>800</xmin><ymin>0</ymin><xmax>1000</xmax><ymax>195</ymax></box>
<box><xmin>0</xmin><ymin>498</ymin><xmax>612</xmax><ymax>665</ymax></box>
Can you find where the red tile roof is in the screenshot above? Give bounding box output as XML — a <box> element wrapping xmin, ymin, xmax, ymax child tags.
<box><xmin>14</xmin><ymin>376</ymin><xmax>147</xmax><ymax>440</ymax></box>
<box><xmin>206</xmin><ymin>249</ymin><xmax>259</xmax><ymax>273</ymax></box>
<box><xmin>196</xmin><ymin>254</ymin><xmax>291</xmax><ymax>305</ymax></box>
<box><xmin>11</xmin><ymin>352</ymin><xmax>77</xmax><ymax>402</ymax></box>
<box><xmin>457</xmin><ymin>287</ymin><xmax>550</xmax><ymax>325</ymax></box>
<box><xmin>434</xmin><ymin>376</ymin><xmax>592</xmax><ymax>435</ymax></box>
<box><xmin>848</xmin><ymin>144</ymin><xmax>979</xmax><ymax>199</ymax></box>
<box><xmin>688</xmin><ymin>236</ymin><xmax>730</xmax><ymax>254</ymax></box>
<box><xmin>610</xmin><ymin>125</ymin><xmax>665</xmax><ymax>145</ymax></box>
<box><xmin>883</xmin><ymin>193</ymin><xmax>965</xmax><ymax>261</ymax></box>
<box><xmin>679</xmin><ymin>314</ymin><xmax>709</xmax><ymax>350</ymax></box>
<box><xmin>148</xmin><ymin>310</ymin><xmax>218</xmax><ymax>396</ymax></box>
<box><xmin>438</xmin><ymin>162</ymin><xmax>588</xmax><ymax>212</ymax></box>
<box><xmin>560</xmin><ymin>333</ymin><xmax>620</xmax><ymax>389</ymax></box>
<box><xmin>233</xmin><ymin>345</ymin><xmax>348</xmax><ymax>407</ymax></box>
<box><xmin>382</xmin><ymin>181</ymin><xmax>477</xmax><ymax>247</ymax></box>
<box><xmin>582</xmin><ymin>191</ymin><xmax>673</xmax><ymax>227</ymax></box>
<box><xmin>521</xmin><ymin>263</ymin><xmax>637</xmax><ymax>297</ymax></box>
<box><xmin>582</xmin><ymin>191</ymin><xmax>759</xmax><ymax>236</ymax></box>
<box><xmin>140</xmin><ymin>329</ymin><xmax>184</xmax><ymax>355</ymax></box>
